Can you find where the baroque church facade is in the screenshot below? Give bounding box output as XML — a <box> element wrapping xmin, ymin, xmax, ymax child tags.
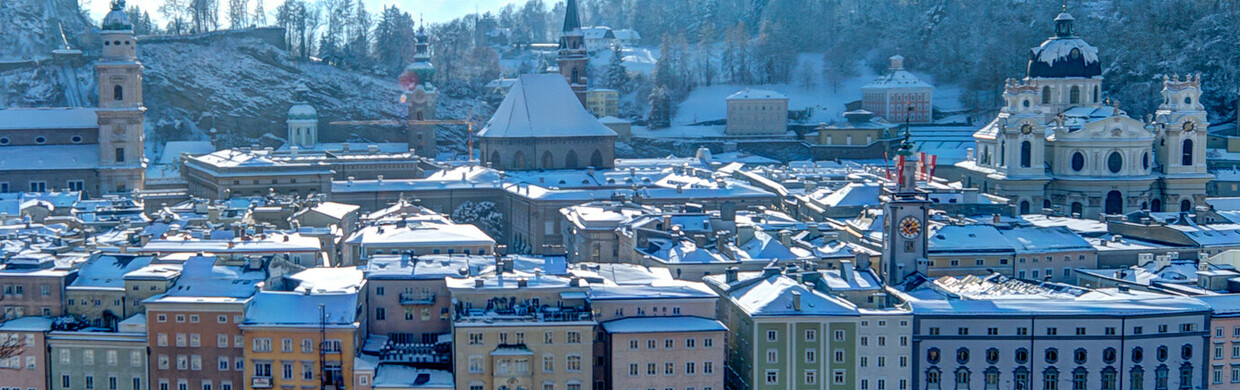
<box><xmin>956</xmin><ymin>11</ymin><xmax>1210</xmax><ymax>218</ymax></box>
<box><xmin>0</xmin><ymin>0</ymin><xmax>145</xmax><ymax>196</ymax></box>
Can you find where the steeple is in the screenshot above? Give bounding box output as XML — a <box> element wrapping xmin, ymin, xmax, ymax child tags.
<box><xmin>562</xmin><ymin>0</ymin><xmax>582</xmax><ymax>33</ymax></box>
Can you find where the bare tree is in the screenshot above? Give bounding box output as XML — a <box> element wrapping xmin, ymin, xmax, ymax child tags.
<box><xmin>0</xmin><ymin>336</ymin><xmax>24</xmax><ymax>360</ymax></box>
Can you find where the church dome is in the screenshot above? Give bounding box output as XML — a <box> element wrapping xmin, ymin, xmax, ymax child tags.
<box><xmin>101</xmin><ymin>0</ymin><xmax>133</xmax><ymax>31</ymax></box>
<box><xmin>287</xmin><ymin>84</ymin><xmax>317</xmax><ymax>120</ymax></box>
<box><xmin>1026</xmin><ymin>12</ymin><xmax>1101</xmax><ymax>79</ymax></box>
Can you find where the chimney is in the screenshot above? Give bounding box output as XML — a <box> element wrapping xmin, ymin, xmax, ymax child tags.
<box><xmin>791</xmin><ymin>291</ymin><xmax>802</xmax><ymax>311</ymax></box>
<box><xmin>966</xmin><ymin>148</ymin><xmax>975</xmax><ymax>161</ymax></box>
<box><xmin>779</xmin><ymin>230</ymin><xmax>792</xmax><ymax>247</ymax></box>
<box><xmin>993</xmin><ymin>214</ymin><xmax>1001</xmax><ymax>224</ymax></box>
<box><xmin>841</xmin><ymin>260</ymin><xmax>855</xmax><ymax>285</ymax></box>
<box><xmin>762</xmin><ymin>266</ymin><xmax>781</xmax><ymax>278</ymax></box>
<box><xmin>517</xmin><ymin>278</ymin><xmax>528</xmax><ymax>288</ymax></box>
<box><xmin>474</xmin><ymin>279</ymin><xmax>485</xmax><ymax>288</ymax></box>
<box><xmin>290</xmin><ymin>146</ymin><xmax>299</xmax><ymax>158</ymax></box>
<box><xmin>724</xmin><ymin>267</ymin><xmax>739</xmax><ymax>283</ymax></box>
<box><xmin>377</xmin><ymin>175</ymin><xmax>384</xmax><ymax>186</ymax></box>
<box><xmin>855</xmin><ymin>251</ymin><xmax>871</xmax><ymax>270</ymax></box>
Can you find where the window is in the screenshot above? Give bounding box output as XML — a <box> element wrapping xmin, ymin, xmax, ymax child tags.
<box><xmin>1182</xmin><ymin>139</ymin><xmax>1194</xmax><ymax>166</ymax></box>
<box><xmin>766</xmin><ymin>330</ymin><xmax>777</xmax><ymax>341</ymax></box>
<box><xmin>116</xmin><ymin>148</ymin><xmax>126</xmax><ymax>163</ymax></box>
<box><xmin>1070</xmin><ymin>86</ymin><xmax>1080</xmax><ymax>104</ymax></box>
<box><xmin>1047</xmin><ymin>327</ymin><xmax>1058</xmax><ymax>336</ymax></box>
<box><xmin>567</xmin><ymin>331</ymin><xmax>581</xmax><ymax>344</ymax></box>
<box><xmin>1044</xmin><ymin>368</ymin><xmax>1060</xmax><ymax>390</ymax></box>
<box><xmin>834</xmin><ymin>330</ymin><xmax>845</xmax><ymax>341</ymax></box>
<box><xmin>1108</xmin><ymin>151</ymin><xmax>1123</xmax><ymax>173</ymax></box>
<box><xmin>1046</xmin><ymin>348</ymin><xmax>1059</xmax><ymax>363</ymax></box>
<box><xmin>686</xmin><ymin>338</ymin><xmax>696</xmax><ymax>348</ymax></box>
<box><xmin>805</xmin><ymin>329</ymin><xmax>816</xmax><ymax>341</ymax></box>
<box><xmin>628</xmin><ymin>363</ymin><xmax>638</xmax><ymax>376</ymax></box>
<box><xmin>704</xmin><ymin>361</ymin><xmax>713</xmax><ymax>374</ymax></box>
<box><xmin>704</xmin><ymin>337</ymin><xmax>713</xmax><ymax>348</ymax></box>
<box><xmin>1020</xmin><ymin>141</ymin><xmax>1032</xmax><ymax>168</ymax></box>
<box><xmin>67</xmin><ymin>180</ymin><xmax>84</xmax><ymax>191</ymax></box>
<box><xmin>805</xmin><ymin>370</ymin><xmax>817</xmax><ymax>385</ymax></box>
<box><xmin>1042</xmin><ymin>86</ymin><xmax>1051</xmax><ymax>104</ymax></box>
<box><xmin>834</xmin><ymin>370</ymin><xmax>846</xmax><ymax>385</ymax></box>
<box><xmin>958</xmin><ymin>327</ymin><xmax>969</xmax><ymax>335</ymax></box>
<box><xmin>806</xmin><ymin>349</ymin><xmax>816</xmax><ymax>363</ymax></box>
<box><xmin>566</xmin><ymin>355</ymin><xmax>582</xmax><ymax>372</ymax></box>
<box><xmin>29</xmin><ymin>181</ymin><xmax>46</xmax><ymax>192</ymax></box>
<box><xmin>468</xmin><ymin>333</ymin><xmax>483</xmax><ymax>345</ymax></box>
<box><xmin>765</xmin><ymin>370</ymin><xmax>778</xmax><ymax>384</ymax></box>
<box><xmin>543</xmin><ymin>355</ymin><xmax>553</xmax><ymax>372</ymax></box>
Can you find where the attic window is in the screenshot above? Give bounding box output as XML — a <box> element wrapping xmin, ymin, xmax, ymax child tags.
<box><xmin>0</xmin><ymin>137</ymin><xmax>9</xmax><ymax>145</ymax></box>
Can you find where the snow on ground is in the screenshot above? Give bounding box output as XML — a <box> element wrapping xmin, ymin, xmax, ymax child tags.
<box><xmin>589</xmin><ymin>47</ymin><xmax>658</xmax><ymax>75</ymax></box>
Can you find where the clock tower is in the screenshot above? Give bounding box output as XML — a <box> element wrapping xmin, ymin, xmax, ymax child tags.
<box><xmin>400</xmin><ymin>25</ymin><xmax>437</xmax><ymax>156</ymax></box>
<box><xmin>96</xmin><ymin>0</ymin><xmax>146</xmax><ymax>195</ymax></box>
<box><xmin>882</xmin><ymin>130</ymin><xmax>930</xmax><ymax>285</ymax></box>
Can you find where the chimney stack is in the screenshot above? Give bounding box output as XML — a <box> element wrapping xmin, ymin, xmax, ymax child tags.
<box><xmin>791</xmin><ymin>291</ymin><xmax>802</xmax><ymax>311</ymax></box>
<box><xmin>725</xmin><ymin>267</ymin><xmax>738</xmax><ymax>283</ymax></box>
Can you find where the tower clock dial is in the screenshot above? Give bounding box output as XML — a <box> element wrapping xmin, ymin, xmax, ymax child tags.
<box><xmin>898</xmin><ymin>216</ymin><xmax>922</xmax><ymax>239</ymax></box>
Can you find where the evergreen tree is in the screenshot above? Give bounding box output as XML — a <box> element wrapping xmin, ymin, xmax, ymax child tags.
<box><xmin>373</xmin><ymin>5</ymin><xmax>416</xmax><ymax>75</ymax></box>
<box><xmin>604</xmin><ymin>43</ymin><xmax>630</xmax><ymax>92</ymax></box>
<box><xmin>647</xmin><ymin>86</ymin><xmax>671</xmax><ymax>129</ymax></box>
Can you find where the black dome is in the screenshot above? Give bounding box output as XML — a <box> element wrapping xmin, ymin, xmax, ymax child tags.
<box><xmin>1026</xmin><ymin>12</ymin><xmax>1102</xmax><ymax>79</ymax></box>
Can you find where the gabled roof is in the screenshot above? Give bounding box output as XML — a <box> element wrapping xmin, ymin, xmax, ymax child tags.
<box><xmin>0</xmin><ymin>108</ymin><xmax>97</xmax><ymax>130</ymax></box>
<box><xmin>729</xmin><ymin>275</ymin><xmax>858</xmax><ymax>317</ymax></box>
<box><xmin>477</xmin><ymin>75</ymin><xmax>617</xmax><ymax>139</ymax></box>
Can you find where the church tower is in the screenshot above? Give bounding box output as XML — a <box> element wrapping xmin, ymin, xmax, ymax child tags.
<box><xmin>882</xmin><ymin>131</ymin><xmax>929</xmax><ymax>285</ymax></box>
<box><xmin>286</xmin><ymin>84</ymin><xmax>318</xmax><ymax>148</ymax></box>
<box><xmin>1154</xmin><ymin>73</ymin><xmax>1211</xmax><ymax>212</ymax></box>
<box><xmin>96</xmin><ymin>0</ymin><xmax>146</xmax><ymax>194</ymax></box>
<box><xmin>400</xmin><ymin>25</ymin><xmax>438</xmax><ymax>156</ymax></box>
<box><xmin>557</xmin><ymin>0</ymin><xmax>588</xmax><ymax>106</ymax></box>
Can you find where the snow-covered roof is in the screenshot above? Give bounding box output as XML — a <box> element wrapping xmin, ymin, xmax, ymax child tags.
<box><xmin>0</xmin><ymin>108</ymin><xmax>96</xmax><ymax>130</ymax></box>
<box><xmin>344</xmin><ymin>222</ymin><xmax>495</xmax><ymax>247</ymax></box>
<box><xmin>478</xmin><ymin>74</ymin><xmax>617</xmax><ymax>139</ymax></box>
<box><xmin>68</xmin><ymin>254</ymin><xmax>159</xmax><ymax>290</ymax></box>
<box><xmin>728</xmin><ymin>275</ymin><xmax>858</xmax><ymax>317</ymax></box>
<box><xmin>588</xmin><ymin>281</ymin><xmax>716</xmax><ymax>300</ymax></box>
<box><xmin>288</xmin><ymin>267</ymin><xmax>365</xmax><ymax>294</ymax></box>
<box><xmin>0</xmin><ymin>144</ymin><xmax>100</xmax><ymax>170</ymax></box>
<box><xmin>999</xmin><ymin>226</ymin><xmax>1094</xmax><ymax>253</ymax></box>
<box><xmin>373</xmin><ymin>366</ymin><xmax>453</xmax><ymax>389</ymax></box>
<box><xmin>156</xmin><ymin>141</ymin><xmax>216</xmax><ymax>165</ymax></box>
<box><xmin>0</xmin><ymin>316</ymin><xmax>54</xmax><ymax>331</ymax></box>
<box><xmin>726</xmin><ymin>89</ymin><xmax>786</xmax><ymax>100</ymax></box>
<box><xmin>928</xmin><ymin>225</ymin><xmax>1013</xmax><ymax>253</ymax></box>
<box><xmin>159</xmin><ymin>256</ymin><xmax>264</xmax><ymax>299</ymax></box>
<box><xmin>816</xmin><ymin>181</ymin><xmax>881</xmax><ymax>207</ymax></box>
<box><xmin>244</xmin><ymin>291</ymin><xmax>359</xmax><ymax>326</ymax></box>
<box><xmin>601</xmin><ymin>316</ymin><xmax>725</xmax><ymax>333</ymax></box>
<box><xmin>364</xmin><ymin>255</ymin><xmax>488</xmax><ymax>280</ymax></box>
<box><xmin>909</xmin><ymin>274</ymin><xmax>1210</xmax><ymax>316</ymax></box>
<box><xmin>1197</xmin><ymin>294</ymin><xmax>1240</xmax><ymax>316</ymax></box>
<box><xmin>301</xmin><ymin>201</ymin><xmax>359</xmax><ymax>220</ymax></box>
<box><xmin>863</xmin><ymin>70</ymin><xmax>932</xmax><ymax>90</ymax></box>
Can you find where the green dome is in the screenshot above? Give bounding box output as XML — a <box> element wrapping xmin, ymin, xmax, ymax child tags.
<box><xmin>101</xmin><ymin>0</ymin><xmax>132</xmax><ymax>31</ymax></box>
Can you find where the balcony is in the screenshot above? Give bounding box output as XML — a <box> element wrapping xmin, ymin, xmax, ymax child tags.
<box><xmin>456</xmin><ymin>303</ymin><xmax>594</xmax><ymax>323</ymax></box>
<box><xmin>399</xmin><ymin>292</ymin><xmax>435</xmax><ymax>305</ymax></box>
<box><xmin>251</xmin><ymin>377</ymin><xmax>272</xmax><ymax>389</ymax></box>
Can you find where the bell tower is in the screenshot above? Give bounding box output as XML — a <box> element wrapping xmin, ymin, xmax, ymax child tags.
<box><xmin>400</xmin><ymin>24</ymin><xmax>438</xmax><ymax>156</ymax></box>
<box><xmin>96</xmin><ymin>0</ymin><xmax>146</xmax><ymax>195</ymax></box>
<box><xmin>882</xmin><ymin>130</ymin><xmax>930</xmax><ymax>285</ymax></box>
<box><xmin>557</xmin><ymin>0</ymin><xmax>588</xmax><ymax>106</ymax></box>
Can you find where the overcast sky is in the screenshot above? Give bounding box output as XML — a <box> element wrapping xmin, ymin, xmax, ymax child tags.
<box><xmin>90</xmin><ymin>0</ymin><xmax>525</xmax><ymax>28</ymax></box>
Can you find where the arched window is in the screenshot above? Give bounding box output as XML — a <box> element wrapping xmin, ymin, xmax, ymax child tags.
<box><xmin>590</xmin><ymin>149</ymin><xmax>604</xmax><ymax>168</ymax></box>
<box><xmin>926</xmin><ymin>368</ymin><xmax>942</xmax><ymax>390</ymax></box>
<box><xmin>1129</xmin><ymin>366</ymin><xmax>1144</xmax><ymax>389</ymax></box>
<box><xmin>1000</xmin><ymin>141</ymin><xmax>1006</xmax><ymax>166</ymax></box>
<box><xmin>1103</xmin><ymin>348</ymin><xmax>1117</xmax><ymax>364</ymax></box>
<box><xmin>986</xmin><ymin>348</ymin><xmax>1000</xmax><ymax>364</ymax></box>
<box><xmin>1046</xmin><ymin>348</ymin><xmax>1059</xmax><ymax>364</ymax></box>
<box><xmin>1154</xmin><ymin>365</ymin><xmax>1168</xmax><ymax>390</ymax></box>
<box><xmin>957</xmin><ymin>348</ymin><xmax>970</xmax><ymax>364</ymax></box>
<box><xmin>1043</xmin><ymin>368</ymin><xmax>1060</xmax><ymax>390</ymax></box>
<box><xmin>1016</xmin><ymin>348</ymin><xmax>1029</xmax><ymax>364</ymax></box>
<box><xmin>514</xmin><ymin>151</ymin><xmax>527</xmax><ymax>169</ymax></box>
<box><xmin>489</xmin><ymin>151</ymin><xmax>501</xmax><ymax>167</ymax></box>
<box><xmin>1070</xmin><ymin>86</ymin><xmax>1080</xmax><ymax>104</ymax></box>
<box><xmin>564</xmin><ymin>150</ymin><xmax>578</xmax><ymax>169</ymax></box>
<box><xmin>1071</xmin><ymin>152</ymin><xmax>1085</xmax><ymax>172</ymax></box>
<box><xmin>571</xmin><ymin>68</ymin><xmax>579</xmax><ymax>83</ymax></box>
<box><xmin>1020</xmin><ymin>141</ymin><xmax>1032</xmax><ymax>168</ymax></box>
<box><xmin>1093</xmin><ymin>85</ymin><xmax>1099</xmax><ymax>103</ymax></box>
<box><xmin>1181</xmin><ymin>199</ymin><xmax>1192</xmax><ymax>213</ymax></box>
<box><xmin>1042</xmin><ymin>86</ymin><xmax>1051</xmax><ymax>104</ymax></box>
<box><xmin>1178</xmin><ymin>363</ymin><xmax>1193</xmax><ymax>389</ymax></box>
<box><xmin>1071</xmin><ymin>202</ymin><xmax>1084</xmax><ymax>217</ymax></box>
<box><xmin>1020</xmin><ymin>201</ymin><xmax>1031</xmax><ymax>215</ymax></box>
<box><xmin>415</xmin><ymin>110</ymin><xmax>423</xmax><ymax>120</ymax></box>
<box><xmin>1013</xmin><ymin>367</ymin><xmax>1030</xmax><ymax>390</ymax></box>
<box><xmin>1151</xmin><ymin>199</ymin><xmax>1162</xmax><ymax>213</ymax></box>
<box><xmin>1105</xmin><ymin>191</ymin><xmax>1123</xmax><ymax>215</ymax></box>
<box><xmin>984</xmin><ymin>367</ymin><xmax>1000</xmax><ymax>389</ymax></box>
<box><xmin>1142</xmin><ymin>152</ymin><xmax>1150</xmax><ymax>170</ymax></box>
<box><xmin>541</xmin><ymin>151</ymin><xmax>554</xmax><ymax>169</ymax></box>
<box><xmin>1072</xmin><ymin>367</ymin><xmax>1088</xmax><ymax>390</ymax></box>
<box><xmin>114</xmin><ymin>85</ymin><xmax>124</xmax><ymax>101</ymax></box>
<box><xmin>1100</xmin><ymin>367</ymin><xmax>1117</xmax><ymax>390</ymax></box>
<box><xmin>955</xmin><ymin>368</ymin><xmax>971</xmax><ymax>388</ymax></box>
<box><xmin>1042</xmin><ymin>199</ymin><xmax>1051</xmax><ymax>211</ymax></box>
<box><xmin>1182</xmin><ymin>139</ymin><xmax>1194</xmax><ymax>166</ymax></box>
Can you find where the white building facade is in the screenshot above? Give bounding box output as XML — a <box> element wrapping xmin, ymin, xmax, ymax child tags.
<box><xmin>955</xmin><ymin>11</ymin><xmax>1210</xmax><ymax>218</ymax></box>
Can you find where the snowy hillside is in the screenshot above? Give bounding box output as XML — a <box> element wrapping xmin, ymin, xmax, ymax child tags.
<box><xmin>0</xmin><ymin>0</ymin><xmax>96</xmax><ymax>61</ymax></box>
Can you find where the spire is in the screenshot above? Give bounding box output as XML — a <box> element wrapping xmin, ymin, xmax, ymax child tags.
<box><xmin>562</xmin><ymin>0</ymin><xmax>581</xmax><ymax>33</ymax></box>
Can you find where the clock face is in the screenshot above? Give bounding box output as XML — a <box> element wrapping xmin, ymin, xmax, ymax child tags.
<box><xmin>1183</xmin><ymin>122</ymin><xmax>1194</xmax><ymax>132</ymax></box>
<box><xmin>1020</xmin><ymin>124</ymin><xmax>1033</xmax><ymax>135</ymax></box>
<box><xmin>898</xmin><ymin>216</ymin><xmax>922</xmax><ymax>240</ymax></box>
<box><xmin>411</xmin><ymin>89</ymin><xmax>427</xmax><ymax>104</ymax></box>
